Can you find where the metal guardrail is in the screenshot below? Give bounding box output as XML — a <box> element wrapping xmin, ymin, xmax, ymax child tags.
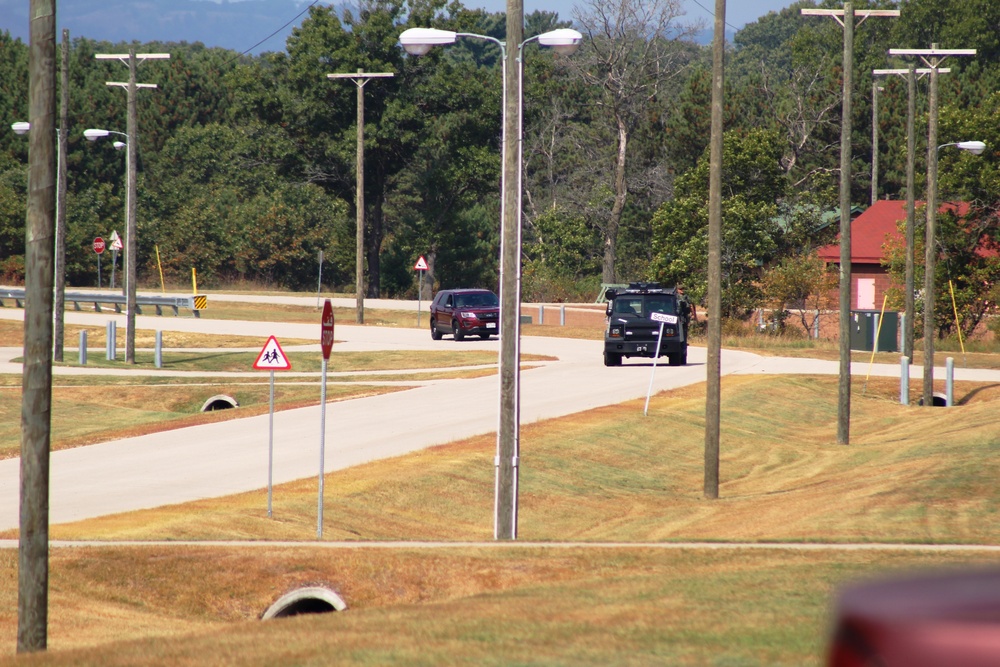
<box><xmin>0</xmin><ymin>288</ymin><xmax>207</xmax><ymax>317</ymax></box>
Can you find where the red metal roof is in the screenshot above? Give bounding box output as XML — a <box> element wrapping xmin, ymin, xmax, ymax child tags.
<box><xmin>817</xmin><ymin>200</ymin><xmax>970</xmax><ymax>265</ymax></box>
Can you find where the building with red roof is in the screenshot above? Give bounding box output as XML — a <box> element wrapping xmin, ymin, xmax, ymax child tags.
<box><xmin>816</xmin><ymin>199</ymin><xmax>969</xmax><ymax>310</ymax></box>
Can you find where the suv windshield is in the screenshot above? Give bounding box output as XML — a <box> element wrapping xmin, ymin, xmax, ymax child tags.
<box><xmin>455</xmin><ymin>292</ymin><xmax>499</xmax><ymax>308</ymax></box>
<box><xmin>612</xmin><ymin>296</ymin><xmax>676</xmax><ymax>317</ymax></box>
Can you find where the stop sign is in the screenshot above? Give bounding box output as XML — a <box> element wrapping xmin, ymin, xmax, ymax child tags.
<box><xmin>320</xmin><ymin>299</ymin><xmax>334</xmax><ymax>360</ymax></box>
<box><xmin>93</xmin><ymin>237</ymin><xmax>106</xmax><ymax>254</ymax></box>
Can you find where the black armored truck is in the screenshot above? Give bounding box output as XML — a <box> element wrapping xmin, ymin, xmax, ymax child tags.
<box><xmin>603</xmin><ymin>282</ymin><xmax>690</xmax><ymax>367</ymax></box>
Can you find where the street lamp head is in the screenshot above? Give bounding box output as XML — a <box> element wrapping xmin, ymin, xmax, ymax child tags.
<box><xmin>11</xmin><ymin>121</ymin><xmax>30</xmax><ymax>135</ymax></box>
<box><xmin>84</xmin><ymin>128</ymin><xmax>110</xmax><ymax>141</ymax></box>
<box><xmin>537</xmin><ymin>29</ymin><xmax>583</xmax><ymax>55</ymax></box>
<box><xmin>957</xmin><ymin>140</ymin><xmax>986</xmax><ymax>155</ymax></box>
<box><xmin>113</xmin><ymin>141</ymin><xmax>126</xmax><ymax>151</ymax></box>
<box><xmin>399</xmin><ymin>28</ymin><xmax>458</xmax><ymax>56</ymax></box>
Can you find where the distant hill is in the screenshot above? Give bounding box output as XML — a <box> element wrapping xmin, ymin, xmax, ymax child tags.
<box><xmin>0</xmin><ymin>0</ymin><xmax>727</xmax><ymax>54</ymax></box>
<box><xmin>0</xmin><ymin>0</ymin><xmax>338</xmax><ymax>55</ymax></box>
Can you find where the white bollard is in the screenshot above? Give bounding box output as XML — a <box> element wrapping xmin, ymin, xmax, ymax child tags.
<box><xmin>900</xmin><ymin>356</ymin><xmax>909</xmax><ymax>405</ymax></box>
<box><xmin>946</xmin><ymin>357</ymin><xmax>954</xmax><ymax>407</ymax></box>
<box><xmin>79</xmin><ymin>330</ymin><xmax>87</xmax><ymax>366</ymax></box>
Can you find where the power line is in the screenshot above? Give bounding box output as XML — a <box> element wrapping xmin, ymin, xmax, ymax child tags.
<box><xmin>687</xmin><ymin>0</ymin><xmax>741</xmax><ymax>34</ymax></box>
<box><xmin>225</xmin><ymin>0</ymin><xmax>321</xmax><ymax>64</ymax></box>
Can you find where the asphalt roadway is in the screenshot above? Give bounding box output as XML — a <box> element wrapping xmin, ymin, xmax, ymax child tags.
<box><xmin>2</xmin><ymin>295</ymin><xmax>998</xmax><ymax>532</ymax></box>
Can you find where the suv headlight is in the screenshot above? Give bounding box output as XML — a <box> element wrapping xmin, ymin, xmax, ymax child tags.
<box><xmin>461</xmin><ymin>311</ymin><xmax>477</xmax><ymax>319</ymax></box>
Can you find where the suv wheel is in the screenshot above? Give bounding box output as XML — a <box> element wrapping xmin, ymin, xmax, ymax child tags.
<box><xmin>604</xmin><ymin>351</ymin><xmax>622</xmax><ymax>367</ymax></box>
<box><xmin>430</xmin><ymin>320</ymin><xmax>442</xmax><ymax>340</ymax></box>
<box><xmin>453</xmin><ymin>320</ymin><xmax>465</xmax><ymax>341</ymax></box>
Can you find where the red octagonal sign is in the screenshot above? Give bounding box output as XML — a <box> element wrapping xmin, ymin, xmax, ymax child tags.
<box><xmin>321</xmin><ymin>299</ymin><xmax>334</xmax><ymax>360</ymax></box>
<box><xmin>93</xmin><ymin>237</ymin><xmax>106</xmax><ymax>254</ymax></box>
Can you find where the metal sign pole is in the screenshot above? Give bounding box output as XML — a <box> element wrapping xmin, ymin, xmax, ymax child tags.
<box><xmin>644</xmin><ymin>322</ymin><xmax>666</xmax><ymax>416</ymax></box>
<box><xmin>267</xmin><ymin>369</ymin><xmax>274</xmax><ymax>518</ymax></box>
<box><xmin>317</xmin><ymin>358</ymin><xmax>327</xmax><ymax>539</ymax></box>
<box><xmin>97</xmin><ymin>253</ymin><xmax>101</xmax><ymax>288</ymax></box>
<box><xmin>417</xmin><ymin>270</ymin><xmax>422</xmax><ymax>327</ymax></box>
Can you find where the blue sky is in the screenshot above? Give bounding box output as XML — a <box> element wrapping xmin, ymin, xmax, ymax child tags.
<box><xmin>0</xmin><ymin>1</ymin><xmax>801</xmax><ymax>55</ymax></box>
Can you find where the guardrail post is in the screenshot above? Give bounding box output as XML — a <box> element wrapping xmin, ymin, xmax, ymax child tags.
<box><xmin>79</xmin><ymin>331</ymin><xmax>87</xmax><ymax>366</ymax></box>
<box><xmin>538</xmin><ymin>305</ymin><xmax>544</xmax><ymax>325</ymax></box>
<box><xmin>155</xmin><ymin>330</ymin><xmax>163</xmax><ymax>368</ymax></box>
<box><xmin>106</xmin><ymin>321</ymin><xmax>116</xmax><ymax>360</ymax></box>
<box><xmin>900</xmin><ymin>356</ymin><xmax>909</xmax><ymax>405</ymax></box>
<box><xmin>946</xmin><ymin>356</ymin><xmax>954</xmax><ymax>406</ymax></box>
<box><xmin>560</xmin><ymin>305</ymin><xmax>566</xmax><ymax>326</ymax></box>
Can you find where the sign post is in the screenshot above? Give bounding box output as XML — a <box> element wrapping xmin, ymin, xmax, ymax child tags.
<box><xmin>644</xmin><ymin>312</ymin><xmax>678</xmax><ymax>416</ymax></box>
<box><xmin>93</xmin><ymin>237</ymin><xmax>105</xmax><ymax>287</ymax></box>
<box><xmin>318</xmin><ymin>299</ymin><xmax>335</xmax><ymax>539</ymax></box>
<box><xmin>109</xmin><ymin>230</ymin><xmax>122</xmax><ymax>290</ymax></box>
<box><xmin>414</xmin><ymin>255</ymin><xmax>428</xmax><ymax>327</ymax></box>
<box><xmin>253</xmin><ymin>336</ymin><xmax>292</xmax><ymax>517</ymax></box>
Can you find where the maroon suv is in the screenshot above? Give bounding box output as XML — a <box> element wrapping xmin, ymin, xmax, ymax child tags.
<box><xmin>429</xmin><ymin>288</ymin><xmax>500</xmax><ymax>340</ymax></box>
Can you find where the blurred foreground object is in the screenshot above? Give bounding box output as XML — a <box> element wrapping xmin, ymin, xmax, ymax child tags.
<box><xmin>828</xmin><ymin>568</ymin><xmax>1000</xmax><ymax>666</ymax></box>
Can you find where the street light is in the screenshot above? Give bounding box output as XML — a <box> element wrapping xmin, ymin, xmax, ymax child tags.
<box><xmin>921</xmin><ymin>139</ymin><xmax>986</xmax><ymax>404</ymax></box>
<box><xmin>399</xmin><ymin>26</ymin><xmax>582</xmax><ymax>540</ymax></box>
<box><xmin>84</xmin><ymin>128</ymin><xmax>130</xmax><ymax>294</ymax></box>
<box><xmin>11</xmin><ymin>121</ymin><xmax>66</xmax><ymax>363</ymax></box>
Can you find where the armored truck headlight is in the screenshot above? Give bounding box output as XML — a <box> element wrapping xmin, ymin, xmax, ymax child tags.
<box><xmin>609</xmin><ymin>325</ymin><xmax>623</xmax><ymax>338</ymax></box>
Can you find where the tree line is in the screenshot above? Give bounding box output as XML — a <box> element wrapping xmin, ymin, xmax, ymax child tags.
<box><xmin>1</xmin><ymin>0</ymin><xmax>998</xmax><ymax>338</ymax></box>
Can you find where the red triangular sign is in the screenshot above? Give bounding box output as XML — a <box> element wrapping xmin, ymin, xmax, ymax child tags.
<box><xmin>414</xmin><ymin>256</ymin><xmax>428</xmax><ymax>271</ymax></box>
<box><xmin>253</xmin><ymin>336</ymin><xmax>292</xmax><ymax>370</ymax></box>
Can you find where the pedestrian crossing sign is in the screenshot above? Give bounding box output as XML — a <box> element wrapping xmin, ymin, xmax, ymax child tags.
<box><xmin>253</xmin><ymin>336</ymin><xmax>292</xmax><ymax>370</ymax></box>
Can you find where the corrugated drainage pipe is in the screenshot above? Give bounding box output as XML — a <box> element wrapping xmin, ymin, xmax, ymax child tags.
<box><xmin>261</xmin><ymin>587</ymin><xmax>347</xmax><ymax>619</ymax></box>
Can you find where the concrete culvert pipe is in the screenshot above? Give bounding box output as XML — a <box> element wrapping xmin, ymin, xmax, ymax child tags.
<box><xmin>261</xmin><ymin>587</ymin><xmax>347</xmax><ymax>620</ymax></box>
<box><xmin>200</xmin><ymin>395</ymin><xmax>239</xmax><ymax>412</ymax></box>
<box><xmin>917</xmin><ymin>392</ymin><xmax>948</xmax><ymax>407</ymax></box>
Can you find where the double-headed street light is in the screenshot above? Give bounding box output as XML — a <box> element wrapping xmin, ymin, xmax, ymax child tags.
<box><xmin>399</xmin><ymin>26</ymin><xmax>582</xmax><ymax>540</ymax></box>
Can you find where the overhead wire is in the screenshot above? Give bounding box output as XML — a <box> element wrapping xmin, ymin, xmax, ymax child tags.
<box><xmin>687</xmin><ymin>0</ymin><xmax>741</xmax><ymax>34</ymax></box>
<box><xmin>224</xmin><ymin>0</ymin><xmax>321</xmax><ymax>65</ymax></box>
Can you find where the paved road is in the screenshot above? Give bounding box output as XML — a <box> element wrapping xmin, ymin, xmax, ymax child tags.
<box><xmin>1</xmin><ymin>302</ymin><xmax>995</xmax><ymax>531</ymax></box>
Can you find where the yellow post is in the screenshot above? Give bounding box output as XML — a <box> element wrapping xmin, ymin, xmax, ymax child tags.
<box><xmin>155</xmin><ymin>245</ymin><xmax>165</xmax><ymax>293</ymax></box>
<box><xmin>191</xmin><ymin>267</ymin><xmax>197</xmax><ymax>295</ymax></box>
<box><xmin>948</xmin><ymin>280</ymin><xmax>967</xmax><ymax>364</ymax></box>
<box><xmin>863</xmin><ymin>294</ymin><xmax>890</xmax><ymax>393</ymax></box>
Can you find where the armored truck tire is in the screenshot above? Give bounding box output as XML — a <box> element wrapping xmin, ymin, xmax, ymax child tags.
<box><xmin>604</xmin><ymin>351</ymin><xmax>623</xmax><ymax>367</ymax></box>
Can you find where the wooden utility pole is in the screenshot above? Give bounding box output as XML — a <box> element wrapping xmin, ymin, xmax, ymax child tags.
<box><xmin>326</xmin><ymin>69</ymin><xmax>393</xmax><ymax>325</ymax></box>
<box><xmin>53</xmin><ymin>29</ymin><xmax>68</xmax><ymax>362</ymax></box>
<box><xmin>802</xmin><ymin>5</ymin><xmax>899</xmax><ymax>445</ymax></box>
<box><xmin>94</xmin><ymin>50</ymin><xmax>169</xmax><ymax>363</ymax></box>
<box><xmin>888</xmin><ymin>45</ymin><xmax>977</xmax><ymax>407</ymax></box>
<box><xmin>703</xmin><ymin>0</ymin><xmax>725</xmax><ymax>499</ymax></box>
<box><xmin>495</xmin><ymin>0</ymin><xmax>523</xmax><ymax>541</ymax></box>
<box><xmin>19</xmin><ymin>0</ymin><xmax>56</xmax><ymax>653</ymax></box>
<box><xmin>873</xmin><ymin>65</ymin><xmax>948</xmax><ymax>362</ymax></box>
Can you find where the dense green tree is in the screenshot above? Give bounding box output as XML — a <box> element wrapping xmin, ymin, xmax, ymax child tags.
<box><xmin>649</xmin><ymin>128</ymin><xmax>787</xmax><ymax>317</ymax></box>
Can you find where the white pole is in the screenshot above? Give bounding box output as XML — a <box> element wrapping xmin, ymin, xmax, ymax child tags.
<box><xmin>317</xmin><ymin>358</ymin><xmax>328</xmax><ymax>538</ymax></box>
<box><xmin>267</xmin><ymin>369</ymin><xmax>274</xmax><ymax>518</ymax></box>
<box><xmin>644</xmin><ymin>322</ymin><xmax>666</xmax><ymax>416</ymax></box>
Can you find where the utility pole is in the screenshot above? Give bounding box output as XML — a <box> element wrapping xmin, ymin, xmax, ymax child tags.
<box><xmin>494</xmin><ymin>0</ymin><xmax>523</xmax><ymax>541</ymax></box>
<box><xmin>889</xmin><ymin>46</ymin><xmax>976</xmax><ymax>408</ymax></box>
<box><xmin>94</xmin><ymin>49</ymin><xmax>169</xmax><ymax>364</ymax></box>
<box><xmin>327</xmin><ymin>69</ymin><xmax>393</xmax><ymax>325</ymax></box>
<box><xmin>19</xmin><ymin>0</ymin><xmax>56</xmax><ymax>653</ymax></box>
<box><xmin>873</xmin><ymin>66</ymin><xmax>948</xmax><ymax>362</ymax></box>
<box><xmin>704</xmin><ymin>0</ymin><xmax>725</xmax><ymax>500</ymax></box>
<box><xmin>802</xmin><ymin>4</ymin><xmax>899</xmax><ymax>445</ymax></box>
<box><xmin>53</xmin><ymin>29</ymin><xmax>68</xmax><ymax>362</ymax></box>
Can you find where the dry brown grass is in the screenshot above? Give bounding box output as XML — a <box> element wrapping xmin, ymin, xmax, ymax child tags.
<box><xmin>0</xmin><ymin>546</ymin><xmax>994</xmax><ymax>665</ymax></box>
